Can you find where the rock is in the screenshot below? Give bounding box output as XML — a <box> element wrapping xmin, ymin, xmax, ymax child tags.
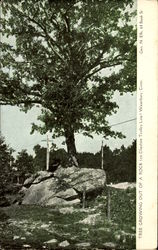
<box><xmin>21</xmin><ymin>237</ymin><xmax>26</xmax><ymax>240</ymax></box>
<box><xmin>21</xmin><ymin>167</ymin><xmax>106</xmax><ymax>206</ymax></box>
<box><xmin>22</xmin><ymin>177</ymin><xmax>79</xmax><ymax>206</ymax></box>
<box><xmin>45</xmin><ymin>239</ymin><xmax>58</xmax><ymax>244</ymax></box>
<box><xmin>54</xmin><ymin>167</ymin><xmax>106</xmax><ymax>193</ymax></box>
<box><xmin>78</xmin><ymin>213</ymin><xmax>100</xmax><ymax>225</ymax></box>
<box><xmin>19</xmin><ymin>186</ymin><xmax>27</xmax><ymax>195</ymax></box>
<box><xmin>23</xmin><ymin>171</ymin><xmax>54</xmax><ymax>187</ymax></box>
<box><xmin>54</xmin><ymin>166</ymin><xmax>77</xmax><ymax>178</ymax></box>
<box><xmin>66</xmin><ymin>198</ymin><xmax>80</xmax><ymax>205</ymax></box>
<box><xmin>40</xmin><ymin>224</ymin><xmax>49</xmax><ymax>229</ymax></box>
<box><xmin>59</xmin><ymin>240</ymin><xmax>70</xmax><ymax>247</ymax></box>
<box><xmin>103</xmin><ymin>242</ymin><xmax>117</xmax><ymax>248</ymax></box>
<box><xmin>114</xmin><ymin>234</ymin><xmax>121</xmax><ymax>240</ymax></box>
<box><xmin>55</xmin><ymin>188</ymin><xmax>77</xmax><ymax>199</ymax></box>
<box><xmin>13</xmin><ymin>235</ymin><xmax>20</xmax><ymax>240</ymax></box>
<box><xmin>107</xmin><ymin>182</ymin><xmax>136</xmax><ymax>190</ymax></box>
<box><xmin>75</xmin><ymin>242</ymin><xmax>91</xmax><ymax>247</ymax></box>
<box><xmin>98</xmin><ymin>227</ymin><xmax>111</xmax><ymax>233</ymax></box>
<box><xmin>33</xmin><ymin>171</ymin><xmax>54</xmax><ymax>184</ymax></box>
<box><xmin>82</xmin><ymin>228</ymin><xmax>89</xmax><ymax>231</ymax></box>
<box><xmin>23</xmin><ymin>176</ymin><xmax>36</xmax><ymax>187</ymax></box>
<box><xmin>25</xmin><ymin>232</ymin><xmax>32</xmax><ymax>236</ymax></box>
<box><xmin>59</xmin><ymin>206</ymin><xmax>74</xmax><ymax>214</ymax></box>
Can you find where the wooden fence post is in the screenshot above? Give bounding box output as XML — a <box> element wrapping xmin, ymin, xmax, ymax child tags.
<box><xmin>82</xmin><ymin>186</ymin><xmax>86</xmax><ymax>209</ymax></box>
<box><xmin>107</xmin><ymin>187</ymin><xmax>111</xmax><ymax>221</ymax></box>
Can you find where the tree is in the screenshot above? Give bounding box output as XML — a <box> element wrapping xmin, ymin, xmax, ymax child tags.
<box><xmin>33</xmin><ymin>144</ymin><xmax>69</xmax><ymax>171</ymax></box>
<box><xmin>116</xmin><ymin>140</ymin><xmax>136</xmax><ymax>182</ymax></box>
<box><xmin>0</xmin><ymin>0</ymin><xmax>136</xmax><ymax>161</ymax></box>
<box><xmin>33</xmin><ymin>144</ymin><xmax>47</xmax><ymax>172</ymax></box>
<box><xmin>77</xmin><ymin>152</ymin><xmax>96</xmax><ymax>169</ymax></box>
<box><xmin>15</xmin><ymin>149</ymin><xmax>34</xmax><ymax>175</ymax></box>
<box><xmin>108</xmin><ymin>140</ymin><xmax>136</xmax><ymax>183</ymax></box>
<box><xmin>95</xmin><ymin>144</ymin><xmax>114</xmax><ymax>177</ymax></box>
<box><xmin>0</xmin><ymin>136</ymin><xmax>14</xmax><ymax>190</ymax></box>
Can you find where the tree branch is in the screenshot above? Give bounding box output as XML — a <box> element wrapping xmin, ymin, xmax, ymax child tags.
<box><xmin>0</xmin><ymin>99</ymin><xmax>41</xmax><ymax>106</ymax></box>
<box><xmin>12</xmin><ymin>6</ymin><xmax>65</xmax><ymax>62</ymax></box>
<box><xmin>85</xmin><ymin>61</ymin><xmax>123</xmax><ymax>80</ymax></box>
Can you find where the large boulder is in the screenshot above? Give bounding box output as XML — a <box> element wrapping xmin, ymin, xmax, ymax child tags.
<box><xmin>54</xmin><ymin>166</ymin><xmax>106</xmax><ymax>192</ymax></box>
<box><xmin>23</xmin><ymin>171</ymin><xmax>54</xmax><ymax>187</ymax></box>
<box><xmin>22</xmin><ymin>177</ymin><xmax>78</xmax><ymax>206</ymax></box>
<box><xmin>21</xmin><ymin>167</ymin><xmax>106</xmax><ymax>206</ymax></box>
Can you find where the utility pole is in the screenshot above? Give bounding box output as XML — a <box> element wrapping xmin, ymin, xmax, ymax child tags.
<box><xmin>46</xmin><ymin>134</ymin><xmax>50</xmax><ymax>171</ymax></box>
<box><xmin>42</xmin><ymin>133</ymin><xmax>53</xmax><ymax>171</ymax></box>
<box><xmin>101</xmin><ymin>140</ymin><xmax>104</xmax><ymax>169</ymax></box>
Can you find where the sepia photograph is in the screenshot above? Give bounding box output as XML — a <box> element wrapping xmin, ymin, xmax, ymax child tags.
<box><xmin>0</xmin><ymin>0</ymin><xmax>137</xmax><ymax>249</ymax></box>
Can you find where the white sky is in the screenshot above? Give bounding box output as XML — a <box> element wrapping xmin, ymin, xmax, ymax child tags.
<box><xmin>1</xmin><ymin>91</ymin><xmax>136</xmax><ymax>155</ymax></box>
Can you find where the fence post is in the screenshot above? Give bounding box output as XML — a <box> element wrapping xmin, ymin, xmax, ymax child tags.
<box><xmin>107</xmin><ymin>187</ymin><xmax>111</xmax><ymax>221</ymax></box>
<box><xmin>101</xmin><ymin>140</ymin><xmax>104</xmax><ymax>169</ymax></box>
<box><xmin>82</xmin><ymin>186</ymin><xmax>86</xmax><ymax>209</ymax></box>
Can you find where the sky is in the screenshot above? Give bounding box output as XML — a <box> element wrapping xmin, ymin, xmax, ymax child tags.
<box><xmin>1</xmin><ymin>91</ymin><xmax>136</xmax><ymax>156</ymax></box>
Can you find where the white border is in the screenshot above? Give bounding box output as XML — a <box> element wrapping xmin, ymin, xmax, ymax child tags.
<box><xmin>137</xmin><ymin>0</ymin><xmax>158</xmax><ymax>249</ymax></box>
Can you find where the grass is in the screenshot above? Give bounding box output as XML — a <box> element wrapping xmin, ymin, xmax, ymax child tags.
<box><xmin>0</xmin><ymin>187</ymin><xmax>136</xmax><ymax>250</ymax></box>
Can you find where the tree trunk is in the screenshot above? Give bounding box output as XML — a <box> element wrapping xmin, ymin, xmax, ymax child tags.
<box><xmin>65</xmin><ymin>129</ymin><xmax>79</xmax><ymax>167</ymax></box>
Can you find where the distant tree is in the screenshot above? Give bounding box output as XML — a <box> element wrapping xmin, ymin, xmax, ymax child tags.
<box><xmin>0</xmin><ymin>0</ymin><xmax>136</xmax><ymax>163</ymax></box>
<box><xmin>0</xmin><ymin>137</ymin><xmax>14</xmax><ymax>190</ymax></box>
<box><xmin>95</xmin><ymin>145</ymin><xmax>113</xmax><ymax>172</ymax></box>
<box><xmin>108</xmin><ymin>140</ymin><xmax>136</xmax><ymax>183</ymax></box>
<box><xmin>50</xmin><ymin>148</ymin><xmax>69</xmax><ymax>167</ymax></box>
<box><xmin>15</xmin><ymin>149</ymin><xmax>34</xmax><ymax>176</ymax></box>
<box><xmin>33</xmin><ymin>145</ymin><xmax>46</xmax><ymax>172</ymax></box>
<box><xmin>119</xmin><ymin>140</ymin><xmax>136</xmax><ymax>182</ymax></box>
<box><xmin>33</xmin><ymin>144</ymin><xmax>69</xmax><ymax>172</ymax></box>
<box><xmin>77</xmin><ymin>152</ymin><xmax>96</xmax><ymax>168</ymax></box>
<box><xmin>77</xmin><ymin>141</ymin><xmax>136</xmax><ymax>183</ymax></box>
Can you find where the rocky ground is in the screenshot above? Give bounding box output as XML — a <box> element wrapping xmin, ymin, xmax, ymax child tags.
<box><xmin>0</xmin><ymin>186</ymin><xmax>136</xmax><ymax>250</ymax></box>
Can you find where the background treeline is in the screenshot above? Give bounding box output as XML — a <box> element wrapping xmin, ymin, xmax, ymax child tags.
<box><xmin>0</xmin><ymin>137</ymin><xmax>136</xmax><ymax>187</ymax></box>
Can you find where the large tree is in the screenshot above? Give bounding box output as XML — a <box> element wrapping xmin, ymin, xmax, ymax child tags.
<box><xmin>0</xmin><ymin>0</ymin><xmax>136</xmax><ymax>161</ymax></box>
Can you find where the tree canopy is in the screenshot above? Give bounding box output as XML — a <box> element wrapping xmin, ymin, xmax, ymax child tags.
<box><xmin>15</xmin><ymin>149</ymin><xmax>34</xmax><ymax>174</ymax></box>
<box><xmin>0</xmin><ymin>0</ymin><xmax>136</xmax><ymax>157</ymax></box>
<box><xmin>0</xmin><ymin>137</ymin><xmax>14</xmax><ymax>189</ymax></box>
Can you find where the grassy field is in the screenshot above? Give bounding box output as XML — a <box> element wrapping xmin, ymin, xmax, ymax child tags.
<box><xmin>0</xmin><ymin>187</ymin><xmax>136</xmax><ymax>250</ymax></box>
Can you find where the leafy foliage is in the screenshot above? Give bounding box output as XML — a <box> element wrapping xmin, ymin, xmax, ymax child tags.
<box><xmin>77</xmin><ymin>140</ymin><xmax>136</xmax><ymax>183</ymax></box>
<box><xmin>15</xmin><ymin>149</ymin><xmax>34</xmax><ymax>175</ymax></box>
<box><xmin>0</xmin><ymin>0</ymin><xmax>136</xmax><ymax>154</ymax></box>
<box><xmin>33</xmin><ymin>144</ymin><xmax>69</xmax><ymax>171</ymax></box>
<box><xmin>33</xmin><ymin>145</ymin><xmax>47</xmax><ymax>172</ymax></box>
<box><xmin>32</xmin><ymin>140</ymin><xmax>136</xmax><ymax>183</ymax></box>
<box><xmin>0</xmin><ymin>137</ymin><xmax>14</xmax><ymax>190</ymax></box>
<box><xmin>107</xmin><ymin>140</ymin><xmax>136</xmax><ymax>183</ymax></box>
<box><xmin>109</xmin><ymin>187</ymin><xmax>136</xmax><ymax>227</ymax></box>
